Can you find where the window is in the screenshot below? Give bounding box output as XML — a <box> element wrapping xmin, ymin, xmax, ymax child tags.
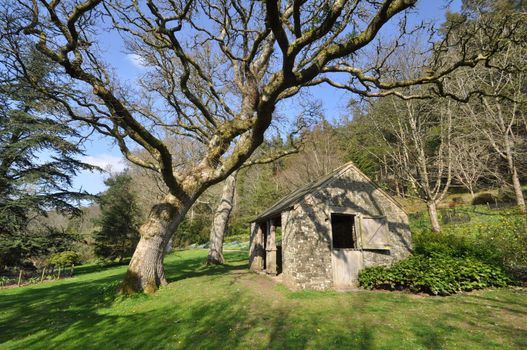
<box><xmin>331</xmin><ymin>213</ymin><xmax>356</xmax><ymax>249</ymax></box>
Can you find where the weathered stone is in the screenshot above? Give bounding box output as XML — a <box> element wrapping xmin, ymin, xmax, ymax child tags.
<box><xmin>249</xmin><ymin>162</ymin><xmax>412</xmax><ymax>290</ymax></box>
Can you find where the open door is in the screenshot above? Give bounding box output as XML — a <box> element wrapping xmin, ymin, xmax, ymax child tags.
<box><xmin>330</xmin><ymin>213</ymin><xmax>363</xmax><ymax>288</ymax></box>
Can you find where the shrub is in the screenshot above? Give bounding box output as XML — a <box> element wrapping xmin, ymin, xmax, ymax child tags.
<box><xmin>413</xmin><ymin>214</ymin><xmax>527</xmax><ymax>282</ymax></box>
<box><xmin>472</xmin><ymin>193</ymin><xmax>496</xmax><ymax>206</ymax></box>
<box><xmin>359</xmin><ymin>254</ymin><xmax>510</xmax><ymax>296</ymax></box>
<box><xmin>448</xmin><ymin>197</ymin><xmax>465</xmax><ymax>208</ymax></box>
<box><xmin>0</xmin><ymin>276</ymin><xmax>13</xmax><ymax>286</ymax></box>
<box><xmin>413</xmin><ymin>231</ymin><xmax>494</xmax><ymax>262</ymax></box>
<box><xmin>452</xmin><ymin>196</ymin><xmax>465</xmax><ymax>205</ymax></box>
<box><xmin>49</xmin><ymin>251</ymin><xmax>80</xmax><ymax>267</ymax></box>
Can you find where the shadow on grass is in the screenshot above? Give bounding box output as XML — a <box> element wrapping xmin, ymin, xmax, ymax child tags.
<box><xmin>1</xmin><ymin>250</ymin><xmax>526</xmax><ymax>349</ymax></box>
<box><xmin>164</xmin><ymin>250</ymin><xmax>248</xmax><ymax>282</ymax></box>
<box><xmin>0</xmin><ymin>251</ymin><xmax>250</xmax><ymax>348</ymax></box>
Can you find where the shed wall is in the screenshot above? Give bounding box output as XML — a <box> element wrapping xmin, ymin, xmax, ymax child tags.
<box><xmin>281</xmin><ymin>202</ymin><xmax>334</xmax><ymax>290</ymax></box>
<box><xmin>282</xmin><ymin>168</ymin><xmax>411</xmax><ymax>290</ymax></box>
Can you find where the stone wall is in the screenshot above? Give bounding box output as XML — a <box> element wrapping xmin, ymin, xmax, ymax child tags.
<box><xmin>282</xmin><ymin>165</ymin><xmax>411</xmax><ymax>290</ymax></box>
<box><xmin>281</xmin><ymin>200</ymin><xmax>334</xmax><ymax>290</ymax></box>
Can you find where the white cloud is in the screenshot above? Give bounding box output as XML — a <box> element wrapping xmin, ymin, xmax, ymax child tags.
<box><xmin>126</xmin><ymin>53</ymin><xmax>147</xmax><ymax>69</ymax></box>
<box><xmin>82</xmin><ymin>154</ymin><xmax>126</xmax><ymax>173</ymax></box>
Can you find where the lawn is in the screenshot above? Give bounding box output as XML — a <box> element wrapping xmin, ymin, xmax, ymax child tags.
<box><xmin>1</xmin><ymin>250</ymin><xmax>526</xmax><ymax>350</ymax></box>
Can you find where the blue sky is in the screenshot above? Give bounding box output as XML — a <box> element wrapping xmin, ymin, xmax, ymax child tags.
<box><xmin>73</xmin><ymin>0</ymin><xmax>461</xmax><ymax>196</ymax></box>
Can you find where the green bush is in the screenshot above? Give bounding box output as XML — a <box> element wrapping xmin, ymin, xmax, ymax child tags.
<box><xmin>413</xmin><ymin>231</ymin><xmax>496</xmax><ymax>263</ymax></box>
<box><xmin>359</xmin><ymin>254</ymin><xmax>510</xmax><ymax>296</ymax></box>
<box><xmin>49</xmin><ymin>251</ymin><xmax>80</xmax><ymax>267</ymax></box>
<box><xmin>413</xmin><ymin>214</ymin><xmax>527</xmax><ymax>281</ymax></box>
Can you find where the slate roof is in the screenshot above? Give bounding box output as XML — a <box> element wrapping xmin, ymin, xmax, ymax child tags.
<box><xmin>252</xmin><ymin>162</ymin><xmax>406</xmax><ymax>222</ymax></box>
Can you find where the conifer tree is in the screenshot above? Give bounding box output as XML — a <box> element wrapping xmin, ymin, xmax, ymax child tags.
<box><xmin>93</xmin><ymin>173</ymin><xmax>141</xmax><ymax>263</ymax></box>
<box><xmin>0</xmin><ymin>49</ymin><xmax>96</xmax><ymax>267</ymax></box>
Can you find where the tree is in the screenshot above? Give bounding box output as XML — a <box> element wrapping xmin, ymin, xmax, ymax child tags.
<box><xmin>94</xmin><ymin>172</ymin><xmax>141</xmax><ymax>263</ymax></box>
<box><xmin>369</xmin><ymin>96</ymin><xmax>455</xmax><ymax>232</ymax></box>
<box><xmin>207</xmin><ymin>132</ymin><xmax>306</xmax><ymax>264</ymax></box>
<box><xmin>442</xmin><ymin>1</ymin><xmax>527</xmax><ymax>212</ymax></box>
<box><xmin>207</xmin><ymin>171</ymin><xmax>238</xmax><ymax>265</ymax></box>
<box><xmin>451</xmin><ymin>136</ymin><xmax>490</xmax><ymax>198</ymax></box>
<box><xmin>0</xmin><ymin>48</ymin><xmax>95</xmax><ymax>268</ymax></box>
<box><xmin>277</xmin><ymin>121</ymin><xmax>346</xmax><ymax>191</ymax></box>
<box><xmin>5</xmin><ymin>0</ymin><xmax>515</xmax><ymax>293</ymax></box>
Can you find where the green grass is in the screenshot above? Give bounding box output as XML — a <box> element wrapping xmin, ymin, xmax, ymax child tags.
<box><xmin>1</xmin><ymin>250</ymin><xmax>526</xmax><ymax>349</ymax></box>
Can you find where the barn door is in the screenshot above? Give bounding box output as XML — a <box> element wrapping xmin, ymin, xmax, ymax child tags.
<box><xmin>330</xmin><ymin>213</ymin><xmax>363</xmax><ymax>288</ymax></box>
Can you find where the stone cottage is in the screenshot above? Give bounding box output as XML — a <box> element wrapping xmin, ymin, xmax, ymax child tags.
<box><xmin>249</xmin><ymin>162</ymin><xmax>412</xmax><ymax>290</ymax></box>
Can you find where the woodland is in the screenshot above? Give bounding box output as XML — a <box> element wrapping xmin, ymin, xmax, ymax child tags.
<box><xmin>0</xmin><ymin>0</ymin><xmax>526</xmax><ymax>348</ymax></box>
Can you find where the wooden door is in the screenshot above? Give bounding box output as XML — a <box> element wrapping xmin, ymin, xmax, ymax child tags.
<box><xmin>331</xmin><ymin>249</ymin><xmax>363</xmax><ymax>288</ymax></box>
<box><xmin>330</xmin><ymin>213</ymin><xmax>363</xmax><ymax>288</ymax></box>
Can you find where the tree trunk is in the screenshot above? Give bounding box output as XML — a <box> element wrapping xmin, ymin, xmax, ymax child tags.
<box><xmin>165</xmin><ymin>237</ymin><xmax>173</xmax><ymax>253</ymax></box>
<box><xmin>120</xmin><ymin>196</ymin><xmax>187</xmax><ymax>294</ymax></box>
<box><xmin>503</xmin><ymin>134</ymin><xmax>525</xmax><ymax>213</ymax></box>
<box><xmin>511</xmin><ymin>166</ymin><xmax>526</xmax><ymax>213</ymax></box>
<box><xmin>207</xmin><ymin>172</ymin><xmax>237</xmax><ymax>265</ymax></box>
<box><xmin>427</xmin><ymin>202</ymin><xmax>441</xmax><ymax>233</ymax></box>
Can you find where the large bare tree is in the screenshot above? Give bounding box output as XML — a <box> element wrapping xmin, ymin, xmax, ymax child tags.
<box><xmin>449</xmin><ymin>48</ymin><xmax>527</xmax><ymax>212</ymax></box>
<box><xmin>369</xmin><ymin>96</ymin><xmax>454</xmax><ymax>232</ymax></box>
<box><xmin>1</xmin><ymin>0</ymin><xmax>515</xmax><ymax>292</ymax></box>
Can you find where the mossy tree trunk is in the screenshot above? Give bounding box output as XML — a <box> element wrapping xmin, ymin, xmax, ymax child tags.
<box><xmin>120</xmin><ymin>195</ymin><xmax>188</xmax><ymax>294</ymax></box>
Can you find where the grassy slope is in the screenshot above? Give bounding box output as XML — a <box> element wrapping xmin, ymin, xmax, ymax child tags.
<box><xmin>1</xmin><ymin>250</ymin><xmax>526</xmax><ymax>350</ymax></box>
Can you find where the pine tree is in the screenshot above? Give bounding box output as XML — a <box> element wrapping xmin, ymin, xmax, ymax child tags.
<box><xmin>93</xmin><ymin>173</ymin><xmax>141</xmax><ymax>263</ymax></box>
<box><xmin>0</xmin><ymin>49</ymin><xmax>96</xmax><ymax>268</ymax></box>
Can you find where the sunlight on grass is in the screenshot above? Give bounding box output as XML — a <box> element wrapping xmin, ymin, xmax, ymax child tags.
<box><xmin>1</xmin><ymin>249</ymin><xmax>526</xmax><ymax>349</ymax></box>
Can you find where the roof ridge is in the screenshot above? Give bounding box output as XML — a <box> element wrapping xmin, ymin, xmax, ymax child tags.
<box><xmin>251</xmin><ymin>162</ymin><xmax>356</xmax><ymax>222</ymax></box>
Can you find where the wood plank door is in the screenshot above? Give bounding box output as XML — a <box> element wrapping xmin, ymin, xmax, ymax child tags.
<box><xmin>330</xmin><ymin>213</ymin><xmax>363</xmax><ymax>288</ymax></box>
<box><xmin>331</xmin><ymin>249</ymin><xmax>363</xmax><ymax>288</ymax></box>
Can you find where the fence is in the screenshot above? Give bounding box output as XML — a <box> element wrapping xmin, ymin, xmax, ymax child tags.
<box><xmin>0</xmin><ymin>265</ymin><xmax>75</xmax><ymax>288</ymax></box>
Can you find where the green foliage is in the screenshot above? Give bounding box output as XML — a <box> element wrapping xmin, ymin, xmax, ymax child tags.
<box><xmin>0</xmin><ymin>225</ymin><xmax>78</xmax><ymax>268</ymax></box>
<box><xmin>337</xmin><ymin>112</ymin><xmax>385</xmax><ymax>180</ymax></box>
<box><xmin>363</xmin><ymin>207</ymin><xmax>527</xmax><ymax>295</ymax></box>
<box><xmin>93</xmin><ymin>172</ymin><xmax>140</xmax><ymax>262</ymax></box>
<box><xmin>235</xmin><ymin>160</ymin><xmax>286</xmax><ymax>224</ymax></box>
<box><xmin>174</xmin><ymin>215</ymin><xmax>211</xmax><ymax>247</ymax></box>
<box><xmin>0</xmin><ymin>48</ymin><xmax>95</xmax><ymax>268</ymax></box>
<box><xmin>414</xmin><ymin>231</ymin><xmax>492</xmax><ymax>261</ymax></box>
<box><xmin>413</xmin><ymin>211</ymin><xmax>527</xmax><ymax>281</ymax></box>
<box><xmin>49</xmin><ymin>251</ymin><xmax>79</xmax><ymax>267</ymax></box>
<box><xmin>359</xmin><ymin>254</ymin><xmax>510</xmax><ymax>296</ymax></box>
